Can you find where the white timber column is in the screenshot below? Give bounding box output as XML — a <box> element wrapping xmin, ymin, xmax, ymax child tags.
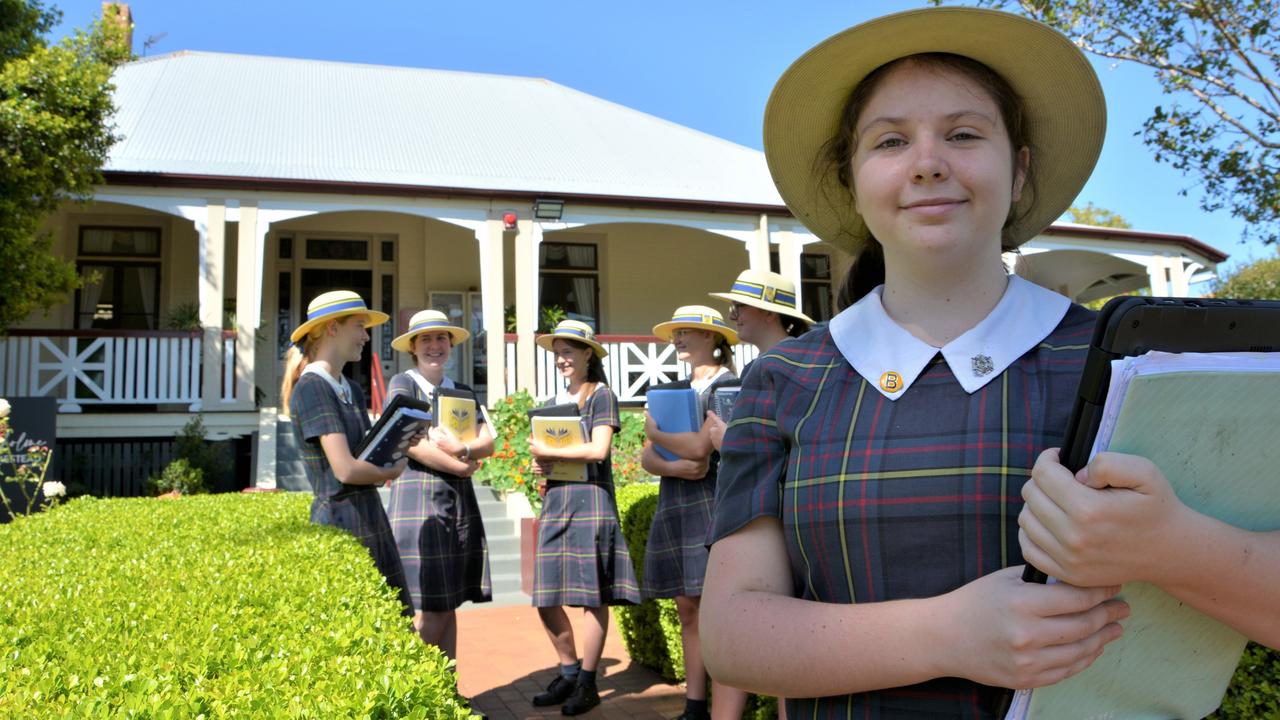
<box><xmin>777</xmin><ymin>230</ymin><xmax>804</xmax><ymax>311</ymax></box>
<box><xmin>748</xmin><ymin>213</ymin><xmax>772</xmax><ymax>271</ymax></box>
<box><xmin>1169</xmin><ymin>257</ymin><xmax>1192</xmax><ymax>296</ymax></box>
<box><xmin>1146</xmin><ymin>255</ymin><xmax>1172</xmax><ymax>297</ymax></box>
<box><xmin>513</xmin><ymin>218</ymin><xmax>543</xmax><ymax>393</ymax></box>
<box><xmin>199</xmin><ymin>201</ymin><xmax>227</xmax><ymax>410</ymax></box>
<box><xmin>477</xmin><ymin>218</ymin><xmax>507</xmax><ymax>403</ymax></box>
<box><xmin>234</xmin><ymin>202</ymin><xmax>261</xmax><ymax>411</ymax></box>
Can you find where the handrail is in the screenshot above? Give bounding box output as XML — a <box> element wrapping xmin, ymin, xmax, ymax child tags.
<box><xmin>369</xmin><ymin>352</ymin><xmax>387</xmax><ymax>417</ymax></box>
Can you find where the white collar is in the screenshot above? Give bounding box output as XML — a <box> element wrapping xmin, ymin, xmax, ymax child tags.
<box><xmin>690</xmin><ymin>366</ymin><xmax>731</xmax><ymax>393</ymax></box>
<box><xmin>828</xmin><ymin>275</ymin><xmax>1070</xmax><ymax>401</ymax></box>
<box><xmin>406</xmin><ymin>368</ymin><xmax>454</xmax><ymax>397</ymax></box>
<box><xmin>302</xmin><ymin>363</ymin><xmax>354</xmax><ymax>405</ymax></box>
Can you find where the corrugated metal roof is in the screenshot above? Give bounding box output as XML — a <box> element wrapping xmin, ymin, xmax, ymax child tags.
<box><xmin>105</xmin><ymin>51</ymin><xmax>785</xmax><ymax>207</ymax></box>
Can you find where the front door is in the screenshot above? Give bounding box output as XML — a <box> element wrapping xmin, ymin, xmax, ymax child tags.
<box><xmin>300</xmin><ymin>268</ymin><xmax>374</xmax><ymax>403</ymax></box>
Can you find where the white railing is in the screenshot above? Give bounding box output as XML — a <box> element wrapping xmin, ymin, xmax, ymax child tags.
<box><xmin>221</xmin><ymin>329</ymin><xmax>237</xmax><ymax>403</ymax></box>
<box><xmin>502</xmin><ymin>334</ymin><xmax>759</xmax><ymax>403</ymax></box>
<box><xmin>0</xmin><ymin>331</ymin><xmax>203</xmax><ymax>413</ymax></box>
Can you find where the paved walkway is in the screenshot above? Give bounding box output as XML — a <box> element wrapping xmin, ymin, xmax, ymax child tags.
<box><xmin>457</xmin><ymin>604</ymin><xmax>686</xmax><ymax>719</ymax></box>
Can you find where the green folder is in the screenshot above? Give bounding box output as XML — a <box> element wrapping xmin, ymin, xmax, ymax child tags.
<box><xmin>1022</xmin><ymin>366</ymin><xmax>1280</xmax><ymax>720</ymax></box>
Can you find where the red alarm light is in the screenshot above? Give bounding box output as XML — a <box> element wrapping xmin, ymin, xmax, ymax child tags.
<box><xmin>502</xmin><ymin>211</ymin><xmax>517</xmax><ymax>229</ymax></box>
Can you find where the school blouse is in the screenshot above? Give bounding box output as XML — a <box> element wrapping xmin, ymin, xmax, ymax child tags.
<box><xmin>711</xmin><ymin>276</ymin><xmax>1095</xmax><ymax>719</ymax></box>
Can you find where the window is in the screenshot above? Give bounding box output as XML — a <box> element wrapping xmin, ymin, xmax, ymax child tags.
<box><xmin>768</xmin><ymin>250</ymin><xmax>834</xmax><ymax>323</ymax></box>
<box><xmin>305</xmin><ymin>238</ymin><xmax>368</xmax><ymax>261</ymax></box>
<box><xmin>539</xmin><ymin>242</ymin><xmax>599</xmax><ymax>330</ymax></box>
<box><xmin>75</xmin><ymin>227</ymin><xmax>161</xmax><ymax>330</ymax></box>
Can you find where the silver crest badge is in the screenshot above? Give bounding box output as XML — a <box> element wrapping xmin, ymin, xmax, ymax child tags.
<box><xmin>971</xmin><ymin>354</ymin><xmax>995</xmax><ymax>377</ymax></box>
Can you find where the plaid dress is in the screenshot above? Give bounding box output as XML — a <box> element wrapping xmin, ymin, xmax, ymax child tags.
<box><xmin>711</xmin><ymin>304</ymin><xmax>1095</xmax><ymax>719</ymax></box>
<box><xmin>384</xmin><ymin>373</ymin><xmax>492</xmax><ymax>613</ymax></box>
<box><xmin>289</xmin><ymin>371</ymin><xmax>413</xmax><ymax>614</ymax></box>
<box><xmin>643</xmin><ymin>371</ymin><xmax>737</xmax><ymax>599</ymax></box>
<box><xmin>533</xmin><ymin>385</ymin><xmax>642</xmax><ymax>608</ymax></box>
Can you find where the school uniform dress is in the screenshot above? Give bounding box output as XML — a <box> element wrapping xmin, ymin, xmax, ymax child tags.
<box><xmin>533</xmin><ymin>385</ymin><xmax>642</xmax><ymax>608</ymax></box>
<box><xmin>383</xmin><ymin>371</ymin><xmax>492</xmax><ymax>613</ymax></box>
<box><xmin>289</xmin><ymin>367</ymin><xmax>413</xmax><ymax>614</ymax></box>
<box><xmin>711</xmin><ymin>277</ymin><xmax>1094</xmax><ymax>719</ymax></box>
<box><xmin>642</xmin><ymin>369</ymin><xmax>736</xmax><ymax>599</ymax></box>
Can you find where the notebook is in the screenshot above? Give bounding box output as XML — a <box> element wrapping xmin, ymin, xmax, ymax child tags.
<box><xmin>354</xmin><ymin>394</ymin><xmax>433</xmax><ymax>468</ymax></box>
<box><xmin>431</xmin><ymin>386</ymin><xmax>479</xmax><ymax>442</ymax></box>
<box><xmin>1008</xmin><ymin>351</ymin><xmax>1280</xmax><ymax>720</ymax></box>
<box><xmin>709</xmin><ymin>378</ymin><xmax>742</xmax><ymax>422</ymax></box>
<box><xmin>530</xmin><ymin>415</ymin><xmax>588</xmax><ymax>482</ymax></box>
<box><xmin>646</xmin><ymin>387</ymin><xmax>701</xmax><ymax>461</ymax></box>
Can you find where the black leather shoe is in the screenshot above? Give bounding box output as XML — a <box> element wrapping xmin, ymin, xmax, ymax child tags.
<box><xmin>532</xmin><ymin>675</ymin><xmax>576</xmax><ymax>707</ymax></box>
<box><xmin>671</xmin><ymin>712</ymin><xmax>709</xmax><ymax>720</ymax></box>
<box><xmin>560</xmin><ymin>681</ymin><xmax>600</xmax><ymax>716</ymax></box>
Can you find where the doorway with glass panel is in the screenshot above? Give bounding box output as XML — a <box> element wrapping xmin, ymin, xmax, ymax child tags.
<box><xmin>428</xmin><ymin>291</ymin><xmax>487</xmax><ymax>405</ymax></box>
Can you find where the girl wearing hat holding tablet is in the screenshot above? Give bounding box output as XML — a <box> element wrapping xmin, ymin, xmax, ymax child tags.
<box><xmin>384</xmin><ymin>309</ymin><xmax>494</xmax><ymax>662</ymax></box>
<box><xmin>641</xmin><ymin>305</ymin><xmax>747</xmax><ymax>720</ymax></box>
<box><xmin>701</xmin><ymin>7</ymin><xmax>1280</xmax><ymax>717</ymax></box>
<box><xmin>527</xmin><ymin>320</ymin><xmax>641</xmax><ymax>715</ymax></box>
<box><xmin>281</xmin><ymin>290</ymin><xmax>412</xmax><ymax>612</ymax></box>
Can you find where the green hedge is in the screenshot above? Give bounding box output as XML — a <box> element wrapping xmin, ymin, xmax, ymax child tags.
<box><xmin>0</xmin><ymin>493</ymin><xmax>473</xmax><ymax>718</ymax></box>
<box><xmin>1213</xmin><ymin>643</ymin><xmax>1280</xmax><ymax>718</ymax></box>
<box><xmin>611</xmin><ymin>482</ymin><xmax>777</xmax><ymax>719</ymax></box>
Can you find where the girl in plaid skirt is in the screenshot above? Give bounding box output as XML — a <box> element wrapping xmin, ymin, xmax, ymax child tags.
<box><xmin>280</xmin><ymin>290</ymin><xmax>412</xmax><ymax>614</ymax></box>
<box><xmin>384</xmin><ymin>309</ymin><xmax>493</xmax><ymax>662</ymax></box>
<box><xmin>527</xmin><ymin>320</ymin><xmax>641</xmax><ymax>716</ymax></box>
<box><xmin>641</xmin><ymin>305</ymin><xmax>746</xmax><ymax>720</ymax></box>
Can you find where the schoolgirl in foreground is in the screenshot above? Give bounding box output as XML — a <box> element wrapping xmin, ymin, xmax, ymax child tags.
<box><xmin>281</xmin><ymin>290</ymin><xmax>412</xmax><ymax>612</ymax></box>
<box><xmin>640</xmin><ymin>306</ymin><xmax>745</xmax><ymax>720</ymax></box>
<box><xmin>384</xmin><ymin>309</ymin><xmax>493</xmax><ymax>662</ymax></box>
<box><xmin>700</xmin><ymin>7</ymin><xmax>1279</xmax><ymax>718</ymax></box>
<box><xmin>527</xmin><ymin>320</ymin><xmax>641</xmax><ymax>716</ymax></box>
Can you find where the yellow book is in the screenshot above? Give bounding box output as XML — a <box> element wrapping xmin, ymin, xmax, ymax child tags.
<box><xmin>531</xmin><ymin>416</ymin><xmax>588</xmax><ymax>482</ymax></box>
<box><xmin>435</xmin><ymin>394</ymin><xmax>478</xmax><ymax>443</ymax></box>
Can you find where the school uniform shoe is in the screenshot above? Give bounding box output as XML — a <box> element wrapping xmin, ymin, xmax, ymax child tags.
<box><xmin>532</xmin><ymin>675</ymin><xmax>576</xmax><ymax>707</ymax></box>
<box><xmin>671</xmin><ymin>711</ymin><xmax>710</xmax><ymax>720</ymax></box>
<box><xmin>560</xmin><ymin>682</ymin><xmax>600</xmax><ymax>716</ymax></box>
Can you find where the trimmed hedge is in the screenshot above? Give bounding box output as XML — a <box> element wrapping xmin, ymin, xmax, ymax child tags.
<box><xmin>1213</xmin><ymin>643</ymin><xmax>1280</xmax><ymax>718</ymax></box>
<box><xmin>611</xmin><ymin>482</ymin><xmax>777</xmax><ymax>720</ymax></box>
<box><xmin>0</xmin><ymin>493</ymin><xmax>473</xmax><ymax>718</ymax></box>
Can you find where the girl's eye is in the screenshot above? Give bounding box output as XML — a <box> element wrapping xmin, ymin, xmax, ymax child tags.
<box><xmin>949</xmin><ymin>131</ymin><xmax>981</xmax><ymax>141</ymax></box>
<box><xmin>874</xmin><ymin>137</ymin><xmax>906</xmax><ymax>150</ymax></box>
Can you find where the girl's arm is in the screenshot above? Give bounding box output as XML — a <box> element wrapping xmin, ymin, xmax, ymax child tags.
<box><xmin>645</xmin><ymin>410</ymin><xmax>714</xmax><ymax>460</ymax></box>
<box><xmin>641</xmin><ymin>441</ymin><xmax>709</xmax><ymax>480</ymax></box>
<box><xmin>319</xmin><ymin>433</ymin><xmax>406</xmax><ymax>485</ymax></box>
<box><xmin>406</xmin><ymin>432</ymin><xmax>478</xmax><ymax>476</ymax></box>
<box><xmin>1020</xmin><ymin>449</ymin><xmax>1280</xmax><ymax>647</ymax></box>
<box><xmin>530</xmin><ymin>425</ymin><xmax>615</xmax><ymax>463</ymax></box>
<box><xmin>707</xmin><ymin>411</ymin><xmax>727</xmax><ymax>452</ymax></box>
<box><xmin>700</xmin><ymin>516</ymin><xmax>1129</xmax><ymax>698</ymax></box>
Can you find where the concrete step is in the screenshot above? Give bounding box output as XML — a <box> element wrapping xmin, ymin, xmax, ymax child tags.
<box><xmin>482</xmin><ymin>517</ymin><xmax>518</xmax><ymax>540</ymax></box>
<box><xmin>489</xmin><ymin>571</ymin><xmax>524</xmax><ymax>595</ymax></box>
<box><xmin>488</xmin><ymin>555</ymin><xmax>521</xmax><ymax>578</ymax></box>
<box><xmin>461</xmin><ymin>590</ymin><xmax>530</xmax><ymax>610</ymax></box>
<box><xmin>486</xmin><ymin>534</ymin><xmax>520</xmax><ymax>557</ymax></box>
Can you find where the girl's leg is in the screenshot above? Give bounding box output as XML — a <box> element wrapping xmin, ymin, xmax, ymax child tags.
<box><xmin>419</xmin><ymin>610</ymin><xmax>457</xmax><ymax>659</ymax></box>
<box><xmin>538</xmin><ymin>605</ymin><xmax>579</xmax><ymax>665</ymax></box>
<box><xmin>580</xmin><ymin>605</ymin><xmax>610</xmax><ymax>672</ymax></box>
<box><xmin>675</xmin><ymin>595</ymin><xmax>708</xmax><ymax>701</ymax></box>
<box><xmin>709</xmin><ymin>681</ymin><xmax>749</xmax><ymax>720</ymax></box>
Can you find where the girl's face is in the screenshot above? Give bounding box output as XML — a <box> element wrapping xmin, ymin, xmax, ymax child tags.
<box><xmin>671</xmin><ymin>327</ymin><xmax>716</xmax><ymax>364</ymax></box>
<box><xmin>849</xmin><ymin>61</ymin><xmax>1028</xmax><ymax>260</ymax></box>
<box><xmin>329</xmin><ymin>315</ymin><xmax>370</xmax><ymax>364</ymax></box>
<box><xmin>411</xmin><ymin>331</ymin><xmax>453</xmax><ymax>372</ymax></box>
<box><xmin>728</xmin><ymin>302</ymin><xmax>778</xmax><ymax>348</ymax></box>
<box><xmin>552</xmin><ymin>339</ymin><xmax>593</xmax><ymax>382</ymax></box>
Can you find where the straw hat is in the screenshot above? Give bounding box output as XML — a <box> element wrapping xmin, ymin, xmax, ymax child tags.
<box><xmin>290</xmin><ymin>290</ymin><xmax>388</xmax><ymax>343</ymax></box>
<box><xmin>536</xmin><ymin>319</ymin><xmax>608</xmax><ymax>358</ymax></box>
<box><xmin>763</xmin><ymin>6</ymin><xmax>1105</xmax><ymax>253</ymax></box>
<box><xmin>709</xmin><ymin>269</ymin><xmax>814</xmax><ymax>324</ymax></box>
<box><xmin>391</xmin><ymin>309</ymin><xmax>471</xmax><ymax>352</ymax></box>
<box><xmin>652</xmin><ymin>305</ymin><xmax>739</xmax><ymax>345</ymax></box>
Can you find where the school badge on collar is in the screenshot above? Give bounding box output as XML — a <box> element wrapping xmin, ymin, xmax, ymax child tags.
<box><xmin>971</xmin><ymin>354</ymin><xmax>995</xmax><ymax>377</ymax></box>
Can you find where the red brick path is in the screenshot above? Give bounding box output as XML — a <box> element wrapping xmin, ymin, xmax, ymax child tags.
<box><xmin>457</xmin><ymin>604</ymin><xmax>686</xmax><ymax>719</ymax></box>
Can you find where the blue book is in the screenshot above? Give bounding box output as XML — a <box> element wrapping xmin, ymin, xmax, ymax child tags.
<box><xmin>355</xmin><ymin>395</ymin><xmax>432</xmax><ymax>468</ymax></box>
<box><xmin>646</xmin><ymin>387</ymin><xmax>700</xmax><ymax>461</ymax></box>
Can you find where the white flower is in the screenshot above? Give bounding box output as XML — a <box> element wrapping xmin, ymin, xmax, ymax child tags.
<box><xmin>0</xmin><ymin>398</ymin><xmax>9</xmax><ymax>419</ymax></box>
<box><xmin>42</xmin><ymin>481</ymin><xmax>66</xmax><ymax>498</ymax></box>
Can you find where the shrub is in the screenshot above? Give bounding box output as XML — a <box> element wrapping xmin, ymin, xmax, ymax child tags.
<box><xmin>0</xmin><ymin>493</ymin><xmax>473</xmax><ymax>718</ymax></box>
<box><xmin>1212</xmin><ymin>643</ymin><xmax>1280</xmax><ymax>718</ymax></box>
<box><xmin>147</xmin><ymin>457</ymin><xmax>205</xmax><ymax>496</ymax></box>
<box><xmin>173</xmin><ymin>414</ymin><xmax>232</xmax><ymax>489</ymax></box>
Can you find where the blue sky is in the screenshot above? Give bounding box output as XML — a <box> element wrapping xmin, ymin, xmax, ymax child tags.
<box><xmin>53</xmin><ymin>0</ymin><xmax>1276</xmax><ymax>272</ymax></box>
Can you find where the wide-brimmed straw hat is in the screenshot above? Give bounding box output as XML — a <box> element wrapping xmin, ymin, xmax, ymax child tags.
<box><xmin>652</xmin><ymin>305</ymin><xmax>740</xmax><ymax>345</ymax></box>
<box><xmin>763</xmin><ymin>6</ymin><xmax>1105</xmax><ymax>253</ymax></box>
<box><xmin>391</xmin><ymin>309</ymin><xmax>471</xmax><ymax>352</ymax></box>
<box><xmin>709</xmin><ymin>269</ymin><xmax>814</xmax><ymax>324</ymax></box>
<box><xmin>536</xmin><ymin>319</ymin><xmax>608</xmax><ymax>358</ymax></box>
<box><xmin>290</xmin><ymin>290</ymin><xmax>388</xmax><ymax>343</ymax></box>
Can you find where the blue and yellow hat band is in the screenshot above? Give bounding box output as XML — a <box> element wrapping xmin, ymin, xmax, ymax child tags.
<box><xmin>730</xmin><ymin>281</ymin><xmax>797</xmax><ymax>309</ymax></box>
<box><xmin>408</xmin><ymin>319</ymin><xmax>453</xmax><ymax>334</ymax></box>
<box><xmin>671</xmin><ymin>314</ymin><xmax>732</xmax><ymax>330</ymax></box>
<box><xmin>307</xmin><ymin>297</ymin><xmax>370</xmax><ymax>321</ymax></box>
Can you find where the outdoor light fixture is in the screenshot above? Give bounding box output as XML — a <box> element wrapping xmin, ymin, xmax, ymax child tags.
<box><xmin>533</xmin><ymin>198</ymin><xmax>565</xmax><ymax>221</ymax></box>
<box><xmin>502</xmin><ymin>211</ymin><xmax>518</xmax><ymax>229</ymax></box>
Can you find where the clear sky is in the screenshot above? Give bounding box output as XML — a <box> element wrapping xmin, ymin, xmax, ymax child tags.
<box><xmin>52</xmin><ymin>0</ymin><xmax>1277</xmax><ymax>273</ymax></box>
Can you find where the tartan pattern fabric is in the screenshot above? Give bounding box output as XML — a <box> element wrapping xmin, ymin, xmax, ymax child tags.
<box><xmin>290</xmin><ymin>372</ymin><xmax>412</xmax><ymax>614</ymax></box>
<box><xmin>643</xmin><ymin>373</ymin><xmax>736</xmax><ymax>599</ymax></box>
<box><xmin>533</xmin><ymin>385</ymin><xmax>641</xmax><ymax>608</ymax></box>
<box><xmin>384</xmin><ymin>374</ymin><xmax>491</xmax><ymax>612</ymax></box>
<box><xmin>712</xmin><ymin>304</ymin><xmax>1095</xmax><ymax>719</ymax></box>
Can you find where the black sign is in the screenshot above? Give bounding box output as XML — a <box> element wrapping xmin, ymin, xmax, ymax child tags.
<box><xmin>1</xmin><ymin>397</ymin><xmax>58</xmax><ymax>522</ymax></box>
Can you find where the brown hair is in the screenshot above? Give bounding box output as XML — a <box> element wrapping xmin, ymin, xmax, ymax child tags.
<box><xmin>822</xmin><ymin>52</ymin><xmax>1035</xmax><ymax>309</ymax></box>
<box><xmin>279</xmin><ymin>333</ymin><xmax>320</xmax><ymax>417</ymax></box>
<box><xmin>558</xmin><ymin>338</ymin><xmax>608</xmax><ymax>410</ymax></box>
<box><xmin>712</xmin><ymin>335</ymin><xmax>737</xmax><ymax>375</ymax></box>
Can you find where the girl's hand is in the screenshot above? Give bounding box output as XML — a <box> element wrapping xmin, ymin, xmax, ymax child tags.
<box><xmin>1019</xmin><ymin>449</ymin><xmax>1186</xmax><ymax>588</ymax></box>
<box><xmin>669</xmin><ymin>457</ymin><xmax>710</xmax><ymax>480</ymax></box>
<box><xmin>706</xmin><ymin>411</ymin><xmax>727</xmax><ymax>452</ymax></box>
<box><xmin>428</xmin><ymin>426</ymin><xmax>464</xmax><ymax>456</ymax></box>
<box><xmin>643</xmin><ymin>410</ymin><xmax>658</xmax><ymax>438</ymax></box>
<box><xmin>536</xmin><ymin>478</ymin><xmax>548</xmax><ymax>499</ymax></box>
<box><xmin>527</xmin><ymin>436</ymin><xmax>552</xmax><ymax>460</ymax></box>
<box><xmin>941</xmin><ymin>566</ymin><xmax>1129</xmax><ymax>689</ymax></box>
<box><xmin>377</xmin><ymin>458</ymin><xmax>408</xmax><ymax>481</ymax></box>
